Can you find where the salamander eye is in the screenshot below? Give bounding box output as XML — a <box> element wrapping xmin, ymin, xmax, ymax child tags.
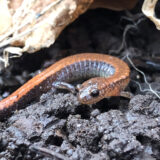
<box><xmin>90</xmin><ymin>89</ymin><xmax>99</xmax><ymax>97</ymax></box>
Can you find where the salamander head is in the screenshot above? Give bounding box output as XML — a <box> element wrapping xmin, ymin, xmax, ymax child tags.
<box><xmin>77</xmin><ymin>78</ymin><xmax>106</xmax><ymax>104</ymax></box>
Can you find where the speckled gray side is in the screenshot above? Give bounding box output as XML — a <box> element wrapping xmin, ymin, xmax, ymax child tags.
<box><xmin>56</xmin><ymin>60</ymin><xmax>115</xmax><ymax>82</ymax></box>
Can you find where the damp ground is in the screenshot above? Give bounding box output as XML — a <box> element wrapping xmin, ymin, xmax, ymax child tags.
<box><xmin>0</xmin><ymin>2</ymin><xmax>160</xmax><ymax>160</ymax></box>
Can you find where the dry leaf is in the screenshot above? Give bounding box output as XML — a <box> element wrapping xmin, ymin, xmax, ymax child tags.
<box><xmin>0</xmin><ymin>0</ymin><xmax>138</xmax><ymax>66</ymax></box>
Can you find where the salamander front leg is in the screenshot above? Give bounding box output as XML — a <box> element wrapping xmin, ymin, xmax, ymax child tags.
<box><xmin>119</xmin><ymin>91</ymin><xmax>134</xmax><ymax>99</ymax></box>
<box><xmin>52</xmin><ymin>81</ymin><xmax>76</xmax><ymax>94</ymax></box>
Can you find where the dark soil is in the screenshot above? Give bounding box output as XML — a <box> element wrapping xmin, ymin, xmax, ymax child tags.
<box><xmin>0</xmin><ymin>2</ymin><xmax>160</xmax><ymax>160</ymax></box>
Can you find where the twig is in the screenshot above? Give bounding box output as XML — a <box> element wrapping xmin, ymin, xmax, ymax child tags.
<box><xmin>124</xmin><ymin>53</ymin><xmax>160</xmax><ymax>99</ymax></box>
<box><xmin>109</xmin><ymin>14</ymin><xmax>146</xmax><ymax>55</ymax></box>
<box><xmin>0</xmin><ymin>19</ymin><xmax>49</xmax><ymax>48</ymax></box>
<box><xmin>30</xmin><ymin>145</ymin><xmax>70</xmax><ymax>160</ymax></box>
<box><xmin>38</xmin><ymin>0</ymin><xmax>63</xmax><ymax>17</ymax></box>
<box><xmin>131</xmin><ymin>80</ymin><xmax>160</xmax><ymax>94</ymax></box>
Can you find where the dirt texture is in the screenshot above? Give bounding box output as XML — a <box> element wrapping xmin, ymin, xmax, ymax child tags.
<box><xmin>0</xmin><ymin>1</ymin><xmax>160</xmax><ymax>160</ymax></box>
